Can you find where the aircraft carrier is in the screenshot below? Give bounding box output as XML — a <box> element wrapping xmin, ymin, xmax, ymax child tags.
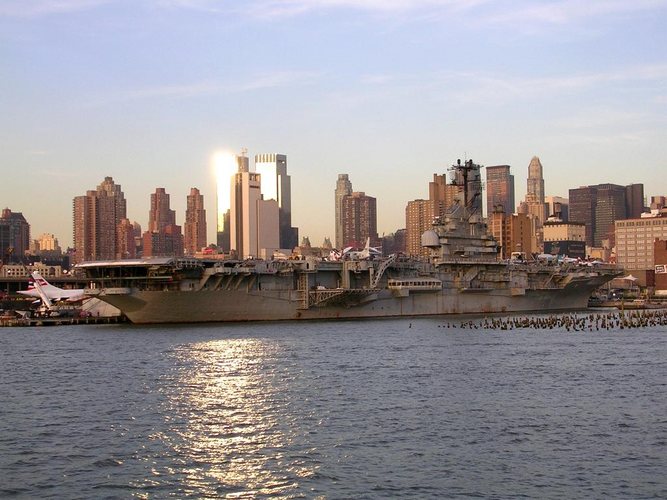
<box><xmin>77</xmin><ymin>160</ymin><xmax>620</xmax><ymax>324</ymax></box>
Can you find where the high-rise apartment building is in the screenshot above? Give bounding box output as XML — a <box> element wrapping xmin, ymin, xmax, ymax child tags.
<box><xmin>255</xmin><ymin>153</ymin><xmax>298</xmax><ymax>250</ymax></box>
<box><xmin>142</xmin><ymin>188</ymin><xmax>183</xmax><ymax>257</ymax></box>
<box><xmin>405</xmin><ymin>199</ymin><xmax>447</xmax><ymax>256</ymax></box>
<box><xmin>341</xmin><ymin>192</ymin><xmax>379</xmax><ymax>249</ymax></box>
<box><xmin>485</xmin><ymin>165</ymin><xmax>515</xmax><ymax>216</ymax></box>
<box><xmin>72</xmin><ymin>176</ymin><xmax>127</xmax><ymax>264</ymax></box>
<box><xmin>0</xmin><ymin>208</ymin><xmax>30</xmax><ymax>262</ymax></box>
<box><xmin>148</xmin><ymin>187</ymin><xmax>175</xmax><ymax>232</ymax></box>
<box><xmin>116</xmin><ymin>218</ymin><xmax>137</xmax><ymax>259</ymax></box>
<box><xmin>335</xmin><ymin>174</ymin><xmax>353</xmax><ymax>249</ymax></box>
<box><xmin>184</xmin><ymin>187</ymin><xmax>207</xmax><ymax>255</ymax></box>
<box><xmin>487</xmin><ymin>209</ymin><xmax>534</xmax><ymax>259</ymax></box>
<box><xmin>429</xmin><ymin>173</ymin><xmax>461</xmax><ymax>208</ymax></box>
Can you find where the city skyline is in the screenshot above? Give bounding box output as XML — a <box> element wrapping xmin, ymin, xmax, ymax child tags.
<box><xmin>2</xmin><ymin>1</ymin><xmax>666</xmax><ymax>247</ymax></box>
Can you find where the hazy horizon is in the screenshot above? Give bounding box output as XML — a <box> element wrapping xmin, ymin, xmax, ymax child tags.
<box><xmin>2</xmin><ymin>0</ymin><xmax>666</xmax><ymax>248</ymax></box>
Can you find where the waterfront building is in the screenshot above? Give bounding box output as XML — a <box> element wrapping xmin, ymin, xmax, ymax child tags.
<box><xmin>542</xmin><ymin>220</ymin><xmax>586</xmax><ymax>258</ymax></box>
<box><xmin>255</xmin><ymin>153</ymin><xmax>298</xmax><ymax>250</ymax></box>
<box><xmin>184</xmin><ymin>187</ymin><xmax>207</xmax><ymax>256</ymax></box>
<box><xmin>341</xmin><ymin>192</ymin><xmax>379</xmax><ymax>250</ymax></box>
<box><xmin>142</xmin><ymin>188</ymin><xmax>183</xmax><ymax>257</ymax></box>
<box><xmin>485</xmin><ymin>165</ymin><xmax>515</xmax><ymax>217</ymax></box>
<box><xmin>654</xmin><ymin>239</ymin><xmax>667</xmax><ymax>296</ymax></box>
<box><xmin>615</xmin><ymin>213</ymin><xmax>667</xmax><ymax>283</ymax></box>
<box><xmin>335</xmin><ymin>174</ymin><xmax>353</xmax><ymax>249</ymax></box>
<box><xmin>0</xmin><ymin>208</ymin><xmax>30</xmax><ymax>262</ymax></box>
<box><xmin>72</xmin><ymin>177</ymin><xmax>127</xmax><ymax>264</ymax></box>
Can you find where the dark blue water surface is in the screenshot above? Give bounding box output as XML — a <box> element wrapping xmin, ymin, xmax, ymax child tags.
<box><xmin>1</xmin><ymin>317</ymin><xmax>666</xmax><ymax>499</ymax></box>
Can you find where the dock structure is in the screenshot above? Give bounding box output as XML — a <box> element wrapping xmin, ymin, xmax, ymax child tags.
<box><xmin>0</xmin><ymin>315</ymin><xmax>125</xmax><ymax>327</ymax></box>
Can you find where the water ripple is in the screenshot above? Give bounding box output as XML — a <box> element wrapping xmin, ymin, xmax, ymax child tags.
<box><xmin>0</xmin><ymin>319</ymin><xmax>665</xmax><ymax>498</ymax></box>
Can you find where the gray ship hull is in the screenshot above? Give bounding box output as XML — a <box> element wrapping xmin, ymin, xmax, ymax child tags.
<box><xmin>97</xmin><ymin>279</ymin><xmax>605</xmax><ymax>324</ymax></box>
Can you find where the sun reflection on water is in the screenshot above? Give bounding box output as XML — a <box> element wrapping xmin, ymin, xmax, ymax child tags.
<box><xmin>154</xmin><ymin>338</ymin><xmax>316</xmax><ymax>498</ymax></box>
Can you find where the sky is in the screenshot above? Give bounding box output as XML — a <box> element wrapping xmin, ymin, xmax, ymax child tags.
<box><xmin>2</xmin><ymin>0</ymin><xmax>666</xmax><ymax>249</ymax></box>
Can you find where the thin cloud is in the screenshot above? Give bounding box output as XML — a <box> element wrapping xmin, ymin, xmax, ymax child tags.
<box><xmin>86</xmin><ymin>70</ymin><xmax>322</xmax><ymax>106</ymax></box>
<box><xmin>0</xmin><ymin>0</ymin><xmax>109</xmax><ymax>17</ymax></box>
<box><xmin>481</xmin><ymin>0</ymin><xmax>667</xmax><ymax>27</ymax></box>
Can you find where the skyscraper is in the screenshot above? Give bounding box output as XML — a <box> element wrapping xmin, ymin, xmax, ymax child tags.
<box><xmin>72</xmin><ymin>176</ymin><xmax>127</xmax><ymax>264</ymax></box>
<box><xmin>341</xmin><ymin>192</ymin><xmax>379</xmax><ymax>249</ymax></box>
<box><xmin>523</xmin><ymin>156</ymin><xmax>547</xmax><ymax>223</ymax></box>
<box><xmin>485</xmin><ymin>165</ymin><xmax>515</xmax><ymax>216</ymax></box>
<box><xmin>215</xmin><ymin>152</ymin><xmax>237</xmax><ymax>252</ymax></box>
<box><xmin>148</xmin><ymin>188</ymin><xmax>175</xmax><ymax>232</ymax></box>
<box><xmin>335</xmin><ymin>174</ymin><xmax>353</xmax><ymax>249</ymax></box>
<box><xmin>184</xmin><ymin>187</ymin><xmax>207</xmax><ymax>255</ymax></box>
<box><xmin>230</xmin><ymin>167</ymin><xmax>279</xmax><ymax>259</ymax></box>
<box><xmin>569</xmin><ymin>183</ymin><xmax>628</xmax><ymax>247</ymax></box>
<box><xmin>255</xmin><ymin>153</ymin><xmax>298</xmax><ymax>250</ymax></box>
<box><xmin>0</xmin><ymin>208</ymin><xmax>30</xmax><ymax>262</ymax></box>
<box><xmin>625</xmin><ymin>183</ymin><xmax>645</xmax><ymax>219</ymax></box>
<box><xmin>142</xmin><ymin>188</ymin><xmax>183</xmax><ymax>257</ymax></box>
<box><xmin>569</xmin><ymin>186</ymin><xmax>597</xmax><ymax>247</ymax></box>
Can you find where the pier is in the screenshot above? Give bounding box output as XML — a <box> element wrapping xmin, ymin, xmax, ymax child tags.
<box><xmin>0</xmin><ymin>315</ymin><xmax>125</xmax><ymax>327</ymax></box>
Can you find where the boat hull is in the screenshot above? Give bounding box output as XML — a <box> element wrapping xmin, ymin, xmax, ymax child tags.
<box><xmin>98</xmin><ymin>282</ymin><xmax>603</xmax><ymax>324</ymax></box>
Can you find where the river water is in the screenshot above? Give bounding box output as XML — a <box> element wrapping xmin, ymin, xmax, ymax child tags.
<box><xmin>1</xmin><ymin>317</ymin><xmax>665</xmax><ymax>499</ymax></box>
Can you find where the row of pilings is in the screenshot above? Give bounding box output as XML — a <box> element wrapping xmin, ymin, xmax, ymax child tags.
<box><xmin>438</xmin><ymin>309</ymin><xmax>667</xmax><ymax>331</ymax></box>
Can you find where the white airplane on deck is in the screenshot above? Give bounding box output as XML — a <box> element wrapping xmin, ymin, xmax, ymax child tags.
<box><xmin>18</xmin><ymin>271</ymin><xmax>85</xmax><ymax>307</ymax></box>
<box><xmin>341</xmin><ymin>238</ymin><xmax>382</xmax><ymax>260</ymax></box>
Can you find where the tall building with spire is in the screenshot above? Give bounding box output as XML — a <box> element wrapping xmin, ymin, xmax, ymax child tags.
<box><xmin>72</xmin><ymin>176</ymin><xmax>127</xmax><ymax>264</ymax></box>
<box><xmin>522</xmin><ymin>156</ymin><xmax>548</xmax><ymax>223</ymax></box>
<box><xmin>184</xmin><ymin>187</ymin><xmax>207</xmax><ymax>255</ymax></box>
<box><xmin>335</xmin><ymin>174</ymin><xmax>353</xmax><ymax>249</ymax></box>
<box><xmin>255</xmin><ymin>153</ymin><xmax>298</xmax><ymax>250</ymax></box>
<box><xmin>142</xmin><ymin>188</ymin><xmax>183</xmax><ymax>257</ymax></box>
<box><xmin>485</xmin><ymin>165</ymin><xmax>515</xmax><ymax>216</ymax></box>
